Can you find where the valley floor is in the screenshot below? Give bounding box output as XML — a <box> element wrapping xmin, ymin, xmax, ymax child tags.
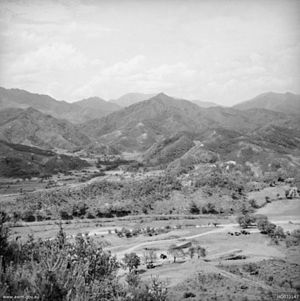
<box><xmin>8</xmin><ymin>197</ymin><xmax>300</xmax><ymax>300</ymax></box>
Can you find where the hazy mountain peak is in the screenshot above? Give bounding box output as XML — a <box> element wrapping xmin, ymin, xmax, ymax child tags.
<box><xmin>110</xmin><ymin>92</ymin><xmax>157</xmax><ymax>107</ymax></box>
<box><xmin>234</xmin><ymin>91</ymin><xmax>300</xmax><ymax>115</ymax></box>
<box><xmin>76</xmin><ymin>96</ymin><xmax>107</xmax><ymax>103</ymax></box>
<box><xmin>154</xmin><ymin>92</ymin><xmax>169</xmax><ymax>98</ymax></box>
<box><xmin>75</xmin><ymin>96</ymin><xmax>113</xmax><ymax>108</ymax></box>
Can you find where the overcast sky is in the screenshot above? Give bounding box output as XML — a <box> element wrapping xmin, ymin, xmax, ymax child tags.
<box><xmin>0</xmin><ymin>0</ymin><xmax>299</xmax><ymax>105</ymax></box>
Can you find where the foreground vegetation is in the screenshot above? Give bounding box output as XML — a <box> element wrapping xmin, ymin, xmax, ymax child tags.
<box><xmin>0</xmin><ymin>213</ymin><xmax>168</xmax><ymax>301</ymax></box>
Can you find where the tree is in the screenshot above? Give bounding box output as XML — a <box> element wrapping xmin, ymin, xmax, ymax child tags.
<box><xmin>272</xmin><ymin>226</ymin><xmax>286</xmax><ymax>240</ymax></box>
<box><xmin>257</xmin><ymin>219</ymin><xmax>269</xmax><ymax>233</ymax></box>
<box><xmin>123</xmin><ymin>253</ymin><xmax>141</xmax><ymax>272</ymax></box>
<box><xmin>257</xmin><ymin>219</ymin><xmax>276</xmax><ymax>235</ymax></box>
<box><xmin>237</xmin><ymin>214</ymin><xmax>255</xmax><ymax>229</ymax></box>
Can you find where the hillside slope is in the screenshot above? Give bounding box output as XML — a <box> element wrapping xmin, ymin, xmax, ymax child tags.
<box><xmin>0</xmin><ymin>140</ymin><xmax>89</xmax><ymax>178</ymax></box>
<box><xmin>0</xmin><ymin>107</ymin><xmax>91</xmax><ymax>150</ymax></box>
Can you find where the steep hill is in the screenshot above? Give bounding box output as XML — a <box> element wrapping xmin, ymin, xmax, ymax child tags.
<box><xmin>80</xmin><ymin>93</ymin><xmax>299</xmax><ymax>152</ymax></box>
<box><xmin>110</xmin><ymin>93</ymin><xmax>156</xmax><ymax>107</ymax></box>
<box><xmin>0</xmin><ymin>87</ymin><xmax>117</xmax><ymax>123</ymax></box>
<box><xmin>233</xmin><ymin>92</ymin><xmax>300</xmax><ymax>115</ymax></box>
<box><xmin>0</xmin><ymin>140</ymin><xmax>89</xmax><ymax>178</ymax></box>
<box><xmin>79</xmin><ymin>93</ymin><xmax>216</xmax><ymax>151</ymax></box>
<box><xmin>0</xmin><ymin>107</ymin><xmax>91</xmax><ymax>150</ymax></box>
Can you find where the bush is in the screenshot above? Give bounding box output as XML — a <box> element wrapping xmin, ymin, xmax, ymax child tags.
<box><xmin>202</xmin><ymin>203</ymin><xmax>218</xmax><ymax>214</ymax></box>
<box><xmin>189</xmin><ymin>202</ymin><xmax>200</xmax><ymax>214</ymax></box>
<box><xmin>184</xmin><ymin>291</ymin><xmax>196</xmax><ymax>298</ymax></box>
<box><xmin>249</xmin><ymin>199</ymin><xmax>260</xmax><ymax>209</ymax></box>
<box><xmin>72</xmin><ymin>202</ymin><xmax>88</xmax><ymax>217</ymax></box>
<box><xmin>22</xmin><ymin>210</ymin><xmax>36</xmax><ymax>222</ymax></box>
<box><xmin>86</xmin><ymin>212</ymin><xmax>95</xmax><ymax>219</ymax></box>
<box><xmin>59</xmin><ymin>209</ymin><xmax>73</xmax><ymax>220</ymax></box>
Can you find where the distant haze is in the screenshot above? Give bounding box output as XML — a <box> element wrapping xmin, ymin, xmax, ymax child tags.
<box><xmin>0</xmin><ymin>0</ymin><xmax>299</xmax><ymax>106</ymax></box>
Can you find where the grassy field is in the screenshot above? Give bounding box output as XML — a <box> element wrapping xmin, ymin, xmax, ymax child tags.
<box><xmin>9</xmin><ymin>198</ymin><xmax>300</xmax><ymax>291</ymax></box>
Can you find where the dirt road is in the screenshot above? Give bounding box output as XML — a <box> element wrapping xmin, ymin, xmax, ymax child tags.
<box><xmin>109</xmin><ymin>218</ymin><xmax>300</xmax><ymax>259</ymax></box>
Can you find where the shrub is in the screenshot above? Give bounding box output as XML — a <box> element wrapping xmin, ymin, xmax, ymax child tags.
<box><xmin>59</xmin><ymin>209</ymin><xmax>73</xmax><ymax>220</ymax></box>
<box><xmin>72</xmin><ymin>202</ymin><xmax>88</xmax><ymax>217</ymax></box>
<box><xmin>22</xmin><ymin>210</ymin><xmax>36</xmax><ymax>222</ymax></box>
<box><xmin>265</xmin><ymin>196</ymin><xmax>271</xmax><ymax>203</ymax></box>
<box><xmin>86</xmin><ymin>212</ymin><xmax>95</xmax><ymax>219</ymax></box>
<box><xmin>189</xmin><ymin>202</ymin><xmax>200</xmax><ymax>214</ymax></box>
<box><xmin>202</xmin><ymin>203</ymin><xmax>218</xmax><ymax>214</ymax></box>
<box><xmin>184</xmin><ymin>291</ymin><xmax>196</xmax><ymax>298</ymax></box>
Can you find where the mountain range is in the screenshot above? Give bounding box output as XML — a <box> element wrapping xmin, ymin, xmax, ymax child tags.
<box><xmin>79</xmin><ymin>92</ymin><xmax>300</xmax><ymax>152</ymax></box>
<box><xmin>0</xmin><ymin>87</ymin><xmax>120</xmax><ymax>124</ymax></box>
<box><xmin>0</xmin><ymin>87</ymin><xmax>299</xmax><ymax>169</ymax></box>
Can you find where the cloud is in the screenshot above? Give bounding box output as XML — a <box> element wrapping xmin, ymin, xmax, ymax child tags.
<box><xmin>9</xmin><ymin>43</ymin><xmax>91</xmax><ymax>74</ymax></box>
<box><xmin>0</xmin><ymin>41</ymin><xmax>103</xmax><ymax>100</ymax></box>
<box><xmin>71</xmin><ymin>57</ymin><xmax>197</xmax><ymax>99</ymax></box>
<box><xmin>0</xmin><ymin>0</ymin><xmax>299</xmax><ymax>104</ymax></box>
